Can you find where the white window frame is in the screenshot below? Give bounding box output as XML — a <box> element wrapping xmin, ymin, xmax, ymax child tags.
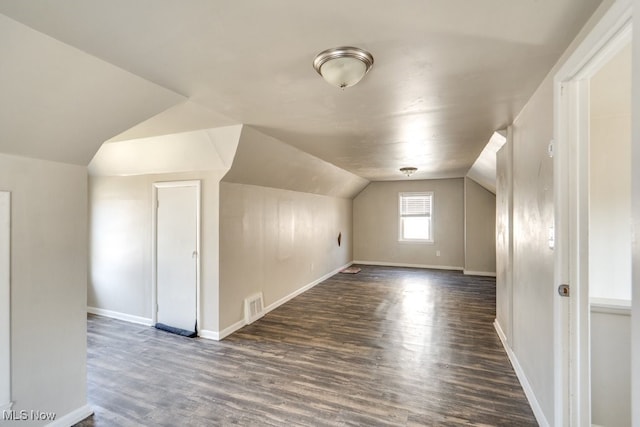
<box><xmin>398</xmin><ymin>191</ymin><xmax>434</xmax><ymax>243</ymax></box>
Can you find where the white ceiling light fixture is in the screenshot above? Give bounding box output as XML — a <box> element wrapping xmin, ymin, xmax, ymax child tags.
<box><xmin>400</xmin><ymin>167</ymin><xmax>417</xmax><ymax>177</ymax></box>
<box><xmin>313</xmin><ymin>46</ymin><xmax>374</xmax><ymax>88</ymax></box>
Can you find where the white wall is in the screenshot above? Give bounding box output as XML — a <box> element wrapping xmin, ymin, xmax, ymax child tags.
<box><xmin>219</xmin><ymin>182</ymin><xmax>353</xmax><ymax>331</ymax></box>
<box><xmin>353</xmin><ymin>179</ymin><xmax>464</xmax><ymax>269</ymax></box>
<box><xmin>494</xmin><ymin>2</ymin><xmax>628</xmax><ymax>424</ymax></box>
<box><xmin>589</xmin><ymin>44</ymin><xmax>632</xmax><ymax>302</ymax></box>
<box><xmin>0</xmin><ymin>153</ymin><xmax>90</xmax><ymax>426</ymax></box>
<box><xmin>0</xmin><ymin>191</ymin><xmax>10</xmax><ymax>410</ymax></box>
<box><xmin>89</xmin><ymin>170</ymin><xmax>224</xmax><ymax>333</ymax></box>
<box><xmin>464</xmin><ymin>178</ymin><xmax>496</xmax><ymax>275</ymax></box>
<box><xmin>590</xmin><ymin>303</ymin><xmax>631</xmax><ymax>427</ymax></box>
<box><xmin>508</xmin><ymin>72</ymin><xmax>557</xmax><ymax>421</ymax></box>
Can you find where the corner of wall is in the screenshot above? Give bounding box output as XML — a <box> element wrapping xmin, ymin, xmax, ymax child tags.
<box><xmin>494</xmin><ymin>321</ymin><xmax>551</xmax><ymax>427</ymax></box>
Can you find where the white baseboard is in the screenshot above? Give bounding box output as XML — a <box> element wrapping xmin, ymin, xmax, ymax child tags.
<box><xmin>200</xmin><ymin>318</ymin><xmax>247</xmax><ymax>342</ymax></box>
<box><xmin>207</xmin><ymin>261</ymin><xmax>354</xmax><ymax>341</ymax></box>
<box><xmin>494</xmin><ymin>320</ymin><xmax>550</xmax><ymax>427</ymax></box>
<box><xmin>87</xmin><ymin>307</ymin><xmax>153</xmax><ymax>327</ymax></box>
<box><xmin>354</xmin><ymin>260</ymin><xmax>463</xmax><ymax>271</ymax></box>
<box><xmin>463</xmin><ymin>270</ymin><xmax>497</xmax><ymax>277</ymax></box>
<box><xmin>263</xmin><ymin>261</ymin><xmax>353</xmax><ymax>313</ymax></box>
<box><xmin>46</xmin><ymin>404</ymin><xmax>93</xmax><ymax>427</ymax></box>
<box><xmin>198</xmin><ymin>329</ymin><xmax>220</xmax><ymax>341</ymax></box>
<box><xmin>218</xmin><ymin>320</ymin><xmax>246</xmax><ymax>340</ymax></box>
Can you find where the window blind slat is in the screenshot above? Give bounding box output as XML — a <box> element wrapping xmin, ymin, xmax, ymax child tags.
<box><xmin>400</xmin><ymin>194</ymin><xmax>432</xmax><ymax>216</ymax></box>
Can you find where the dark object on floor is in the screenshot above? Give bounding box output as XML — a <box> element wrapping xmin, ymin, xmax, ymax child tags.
<box><xmin>155</xmin><ymin>323</ymin><xmax>197</xmax><ymax>338</ymax></box>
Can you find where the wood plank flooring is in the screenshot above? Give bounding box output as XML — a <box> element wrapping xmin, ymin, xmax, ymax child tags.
<box><xmin>76</xmin><ymin>266</ymin><xmax>537</xmax><ymax>426</ymax></box>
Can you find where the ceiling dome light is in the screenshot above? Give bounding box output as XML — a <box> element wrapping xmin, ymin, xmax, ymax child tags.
<box><xmin>313</xmin><ymin>46</ymin><xmax>374</xmax><ymax>88</ymax></box>
<box><xmin>400</xmin><ymin>167</ymin><xmax>417</xmax><ymax>177</ymax></box>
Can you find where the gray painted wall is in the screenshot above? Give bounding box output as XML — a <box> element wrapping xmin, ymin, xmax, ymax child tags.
<box><xmin>0</xmin><ymin>153</ymin><xmax>88</xmax><ymax>424</ymax></box>
<box><xmin>464</xmin><ymin>178</ymin><xmax>496</xmax><ymax>275</ymax></box>
<box><xmin>590</xmin><ymin>305</ymin><xmax>631</xmax><ymax>426</ymax></box>
<box><xmin>89</xmin><ymin>170</ymin><xmax>224</xmax><ymax>333</ymax></box>
<box><xmin>219</xmin><ymin>182</ymin><xmax>353</xmax><ymax>330</ymax></box>
<box><xmin>589</xmin><ymin>44</ymin><xmax>632</xmax><ymax>302</ymax></box>
<box><xmin>494</xmin><ymin>2</ymin><xmax>623</xmax><ymax>421</ymax></box>
<box><xmin>509</xmin><ymin>67</ymin><xmax>556</xmax><ymax>421</ymax></box>
<box><xmin>496</xmin><ymin>135</ymin><xmax>514</xmax><ymax>345</ymax></box>
<box><xmin>353</xmin><ymin>179</ymin><xmax>464</xmax><ymax>269</ymax></box>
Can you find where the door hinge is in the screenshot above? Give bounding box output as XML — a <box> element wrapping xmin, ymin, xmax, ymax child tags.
<box><xmin>558</xmin><ymin>284</ymin><xmax>570</xmax><ymax>297</ymax></box>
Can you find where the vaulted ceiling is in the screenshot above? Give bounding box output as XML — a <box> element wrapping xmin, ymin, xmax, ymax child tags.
<box><xmin>0</xmin><ymin>0</ymin><xmax>602</xmax><ymax>181</ymax></box>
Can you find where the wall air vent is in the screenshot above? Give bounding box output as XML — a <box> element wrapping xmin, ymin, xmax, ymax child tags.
<box><xmin>244</xmin><ymin>293</ymin><xmax>265</xmax><ymax>325</ymax></box>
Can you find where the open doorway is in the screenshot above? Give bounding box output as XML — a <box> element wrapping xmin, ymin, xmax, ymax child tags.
<box><xmin>553</xmin><ymin>2</ymin><xmax>632</xmax><ymax>424</ymax></box>
<box><xmin>588</xmin><ymin>42</ymin><xmax>631</xmax><ymax>427</ymax></box>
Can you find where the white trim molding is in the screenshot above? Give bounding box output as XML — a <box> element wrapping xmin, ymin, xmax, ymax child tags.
<box><xmin>201</xmin><ymin>262</ymin><xmax>354</xmax><ymax>341</ymax></box>
<box><xmin>200</xmin><ymin>319</ymin><xmax>246</xmax><ymax>342</ymax></box>
<box><xmin>494</xmin><ymin>320</ymin><xmax>550</xmax><ymax>427</ymax></box>
<box><xmin>263</xmin><ymin>262</ymin><xmax>352</xmax><ymax>313</ymax></box>
<box><xmin>45</xmin><ymin>404</ymin><xmax>93</xmax><ymax>427</ymax></box>
<box><xmin>87</xmin><ymin>307</ymin><xmax>153</xmax><ymax>327</ymax></box>
<box><xmin>354</xmin><ymin>260</ymin><xmax>463</xmax><ymax>271</ymax></box>
<box><xmin>590</xmin><ymin>298</ymin><xmax>632</xmax><ymax>316</ymax></box>
<box><xmin>198</xmin><ymin>329</ymin><xmax>221</xmax><ymax>341</ymax></box>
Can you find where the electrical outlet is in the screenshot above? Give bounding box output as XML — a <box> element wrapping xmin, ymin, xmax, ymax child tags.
<box><xmin>436</xmin><ymin>250</ymin><xmax>441</xmax><ymax>257</ymax></box>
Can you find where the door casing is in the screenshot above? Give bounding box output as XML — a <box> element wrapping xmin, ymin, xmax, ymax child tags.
<box><xmin>553</xmin><ymin>2</ymin><xmax>632</xmax><ymax>424</ymax></box>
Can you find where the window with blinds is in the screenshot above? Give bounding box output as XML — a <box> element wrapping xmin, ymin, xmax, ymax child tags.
<box><xmin>399</xmin><ymin>192</ymin><xmax>433</xmax><ymax>242</ymax></box>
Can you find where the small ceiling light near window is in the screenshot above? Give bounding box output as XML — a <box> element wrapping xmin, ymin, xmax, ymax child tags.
<box><xmin>400</xmin><ymin>167</ymin><xmax>417</xmax><ymax>177</ymax></box>
<box><xmin>313</xmin><ymin>46</ymin><xmax>374</xmax><ymax>88</ymax></box>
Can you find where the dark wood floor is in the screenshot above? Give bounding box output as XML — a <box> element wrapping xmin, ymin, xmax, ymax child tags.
<box><xmin>76</xmin><ymin>266</ymin><xmax>537</xmax><ymax>426</ymax></box>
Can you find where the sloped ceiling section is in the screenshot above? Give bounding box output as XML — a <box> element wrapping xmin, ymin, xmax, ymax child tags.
<box><xmin>222</xmin><ymin>126</ymin><xmax>370</xmax><ymax>199</ymax></box>
<box><xmin>466</xmin><ymin>131</ymin><xmax>507</xmax><ymax>194</ymax></box>
<box><xmin>89</xmin><ymin>125</ymin><xmax>242</xmax><ymax>176</ymax></box>
<box><xmin>107</xmin><ymin>100</ymin><xmax>237</xmax><ymax>144</ymax></box>
<box><xmin>0</xmin><ymin>14</ymin><xmax>185</xmax><ymax>165</ymax></box>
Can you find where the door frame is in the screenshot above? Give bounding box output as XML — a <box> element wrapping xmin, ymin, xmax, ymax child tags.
<box><xmin>151</xmin><ymin>180</ymin><xmax>201</xmax><ymax>334</ymax></box>
<box><xmin>553</xmin><ymin>1</ymin><xmax>632</xmax><ymax>425</ymax></box>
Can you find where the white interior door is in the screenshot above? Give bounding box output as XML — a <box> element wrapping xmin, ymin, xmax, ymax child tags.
<box><xmin>155</xmin><ymin>182</ymin><xmax>199</xmax><ymax>333</ymax></box>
